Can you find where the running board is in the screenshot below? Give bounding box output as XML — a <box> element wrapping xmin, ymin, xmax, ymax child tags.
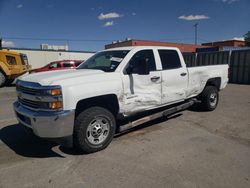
<box><xmin>119</xmin><ymin>99</ymin><xmax>196</xmax><ymax>132</ymax></box>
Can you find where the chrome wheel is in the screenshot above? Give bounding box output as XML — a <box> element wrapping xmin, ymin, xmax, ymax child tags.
<box><xmin>209</xmin><ymin>93</ymin><xmax>217</xmax><ymax>107</ymax></box>
<box><xmin>86</xmin><ymin>117</ymin><xmax>110</xmax><ymax>145</ymax></box>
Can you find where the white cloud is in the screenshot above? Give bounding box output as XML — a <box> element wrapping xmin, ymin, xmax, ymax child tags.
<box><xmin>233</xmin><ymin>37</ymin><xmax>245</xmax><ymax>41</ymax></box>
<box><xmin>221</xmin><ymin>0</ymin><xmax>239</xmax><ymax>4</ymax></box>
<box><xmin>103</xmin><ymin>21</ymin><xmax>114</xmax><ymax>27</ymax></box>
<box><xmin>178</xmin><ymin>15</ymin><xmax>210</xmax><ymax>21</ymax></box>
<box><xmin>17</xmin><ymin>4</ymin><xmax>23</xmax><ymax>9</ymax></box>
<box><xmin>2</xmin><ymin>40</ymin><xmax>15</xmax><ymax>47</ymax></box>
<box><xmin>98</xmin><ymin>12</ymin><xmax>123</xmax><ymax>20</ymax></box>
<box><xmin>132</xmin><ymin>13</ymin><xmax>136</xmax><ymax>16</ymax></box>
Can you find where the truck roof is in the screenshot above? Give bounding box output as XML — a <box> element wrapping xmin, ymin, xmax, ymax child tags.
<box><xmin>104</xmin><ymin>46</ymin><xmax>180</xmax><ymax>51</ymax></box>
<box><xmin>0</xmin><ymin>49</ymin><xmax>20</xmax><ymax>56</ymax></box>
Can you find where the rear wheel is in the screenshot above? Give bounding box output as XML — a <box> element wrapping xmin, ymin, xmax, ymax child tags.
<box><xmin>200</xmin><ymin>86</ymin><xmax>219</xmax><ymax>111</ymax></box>
<box><xmin>0</xmin><ymin>71</ymin><xmax>6</xmax><ymax>87</ymax></box>
<box><xmin>74</xmin><ymin>107</ymin><xmax>116</xmax><ymax>153</ymax></box>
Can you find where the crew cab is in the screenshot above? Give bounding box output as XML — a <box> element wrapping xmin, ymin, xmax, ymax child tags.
<box><xmin>13</xmin><ymin>46</ymin><xmax>228</xmax><ymax>153</ymax></box>
<box><xmin>29</xmin><ymin>60</ymin><xmax>82</xmax><ymax>73</ymax></box>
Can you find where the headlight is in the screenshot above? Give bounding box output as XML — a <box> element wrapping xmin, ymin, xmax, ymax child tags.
<box><xmin>50</xmin><ymin>88</ymin><xmax>61</xmax><ymax>96</ymax></box>
<box><xmin>43</xmin><ymin>87</ymin><xmax>62</xmax><ymax>96</ymax></box>
<box><xmin>45</xmin><ymin>87</ymin><xmax>63</xmax><ymax>110</ymax></box>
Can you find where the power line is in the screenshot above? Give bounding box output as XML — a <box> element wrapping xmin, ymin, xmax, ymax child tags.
<box><xmin>2</xmin><ymin>36</ymin><xmax>198</xmax><ymax>43</ymax></box>
<box><xmin>2</xmin><ymin>37</ymin><xmax>116</xmax><ymax>42</ymax></box>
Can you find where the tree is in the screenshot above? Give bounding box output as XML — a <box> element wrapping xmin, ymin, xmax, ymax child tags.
<box><xmin>244</xmin><ymin>31</ymin><xmax>250</xmax><ymax>43</ymax></box>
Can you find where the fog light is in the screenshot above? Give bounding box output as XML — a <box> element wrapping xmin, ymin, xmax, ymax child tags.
<box><xmin>51</xmin><ymin>89</ymin><xmax>61</xmax><ymax>96</ymax></box>
<box><xmin>50</xmin><ymin>101</ymin><xmax>62</xmax><ymax>109</ymax></box>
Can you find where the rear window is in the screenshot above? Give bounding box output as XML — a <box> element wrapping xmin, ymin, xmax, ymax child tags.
<box><xmin>6</xmin><ymin>56</ymin><xmax>17</xmax><ymax>65</ymax></box>
<box><xmin>158</xmin><ymin>50</ymin><xmax>182</xmax><ymax>70</ymax></box>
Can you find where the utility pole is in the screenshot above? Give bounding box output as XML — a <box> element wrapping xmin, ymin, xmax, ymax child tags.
<box><xmin>194</xmin><ymin>23</ymin><xmax>198</xmax><ymax>45</ymax></box>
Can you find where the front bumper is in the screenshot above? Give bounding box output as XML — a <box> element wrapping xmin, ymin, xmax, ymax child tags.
<box><xmin>13</xmin><ymin>101</ymin><xmax>75</xmax><ymax>140</ymax></box>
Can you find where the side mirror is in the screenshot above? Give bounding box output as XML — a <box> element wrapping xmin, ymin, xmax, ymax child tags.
<box><xmin>126</xmin><ymin>65</ymin><xmax>133</xmax><ymax>75</ymax></box>
<box><xmin>126</xmin><ymin>58</ymin><xmax>150</xmax><ymax>75</ymax></box>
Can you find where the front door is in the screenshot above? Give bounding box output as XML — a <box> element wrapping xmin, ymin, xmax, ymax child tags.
<box><xmin>121</xmin><ymin>49</ymin><xmax>162</xmax><ymax>115</ymax></box>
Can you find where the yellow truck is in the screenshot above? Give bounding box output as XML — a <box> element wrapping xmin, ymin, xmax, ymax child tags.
<box><xmin>0</xmin><ymin>49</ymin><xmax>30</xmax><ymax>87</ymax></box>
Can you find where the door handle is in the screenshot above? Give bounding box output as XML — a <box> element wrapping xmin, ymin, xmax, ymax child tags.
<box><xmin>151</xmin><ymin>76</ymin><xmax>160</xmax><ymax>82</ymax></box>
<box><xmin>180</xmin><ymin>72</ymin><xmax>187</xmax><ymax>76</ymax></box>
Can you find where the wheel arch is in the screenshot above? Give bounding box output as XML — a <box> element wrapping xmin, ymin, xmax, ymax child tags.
<box><xmin>75</xmin><ymin>94</ymin><xmax>120</xmax><ymax>118</ymax></box>
<box><xmin>205</xmin><ymin>77</ymin><xmax>221</xmax><ymax>91</ymax></box>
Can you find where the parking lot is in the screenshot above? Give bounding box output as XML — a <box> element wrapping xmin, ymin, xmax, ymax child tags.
<box><xmin>0</xmin><ymin>84</ymin><xmax>250</xmax><ymax>188</ymax></box>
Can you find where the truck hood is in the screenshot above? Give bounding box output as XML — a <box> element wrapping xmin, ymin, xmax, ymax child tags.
<box><xmin>19</xmin><ymin>69</ymin><xmax>105</xmax><ymax>86</ymax></box>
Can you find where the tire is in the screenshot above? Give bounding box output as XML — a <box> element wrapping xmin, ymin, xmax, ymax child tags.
<box><xmin>0</xmin><ymin>71</ymin><xmax>6</xmax><ymax>87</ymax></box>
<box><xmin>5</xmin><ymin>78</ymin><xmax>15</xmax><ymax>86</ymax></box>
<box><xmin>73</xmin><ymin>106</ymin><xmax>116</xmax><ymax>153</ymax></box>
<box><xmin>201</xmin><ymin>86</ymin><xmax>219</xmax><ymax>111</ymax></box>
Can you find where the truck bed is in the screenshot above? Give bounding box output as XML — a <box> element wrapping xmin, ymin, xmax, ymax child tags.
<box><xmin>186</xmin><ymin>64</ymin><xmax>228</xmax><ymax>98</ymax></box>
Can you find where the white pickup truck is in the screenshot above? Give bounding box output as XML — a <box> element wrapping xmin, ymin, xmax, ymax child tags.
<box><xmin>13</xmin><ymin>46</ymin><xmax>228</xmax><ymax>153</ymax></box>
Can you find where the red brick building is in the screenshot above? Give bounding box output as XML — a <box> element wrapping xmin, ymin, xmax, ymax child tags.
<box><xmin>105</xmin><ymin>39</ymin><xmax>209</xmax><ymax>53</ymax></box>
<box><xmin>202</xmin><ymin>39</ymin><xmax>248</xmax><ymax>47</ymax></box>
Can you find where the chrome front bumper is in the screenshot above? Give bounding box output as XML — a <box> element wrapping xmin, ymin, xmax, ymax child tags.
<box><xmin>13</xmin><ymin>101</ymin><xmax>75</xmax><ymax>138</ymax></box>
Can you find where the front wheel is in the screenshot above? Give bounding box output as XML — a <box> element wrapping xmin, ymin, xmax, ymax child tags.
<box><xmin>0</xmin><ymin>71</ymin><xmax>6</xmax><ymax>87</ymax></box>
<box><xmin>73</xmin><ymin>107</ymin><xmax>116</xmax><ymax>153</ymax></box>
<box><xmin>200</xmin><ymin>86</ymin><xmax>219</xmax><ymax>111</ymax></box>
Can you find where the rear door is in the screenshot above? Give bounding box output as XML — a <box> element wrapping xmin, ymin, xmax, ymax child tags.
<box><xmin>121</xmin><ymin>49</ymin><xmax>162</xmax><ymax>114</ymax></box>
<box><xmin>157</xmin><ymin>49</ymin><xmax>188</xmax><ymax>104</ymax></box>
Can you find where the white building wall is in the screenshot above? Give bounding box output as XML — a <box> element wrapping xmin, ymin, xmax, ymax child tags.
<box><xmin>9</xmin><ymin>49</ymin><xmax>94</xmax><ymax>69</ymax></box>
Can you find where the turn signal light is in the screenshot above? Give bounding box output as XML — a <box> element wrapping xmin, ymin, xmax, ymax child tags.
<box><xmin>51</xmin><ymin>89</ymin><xmax>61</xmax><ymax>96</ymax></box>
<box><xmin>50</xmin><ymin>101</ymin><xmax>63</xmax><ymax>109</ymax></box>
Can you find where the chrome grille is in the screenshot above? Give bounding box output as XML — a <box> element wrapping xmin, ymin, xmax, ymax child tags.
<box><xmin>18</xmin><ymin>97</ymin><xmax>46</xmax><ymax>109</ymax></box>
<box><xmin>16</xmin><ymin>80</ymin><xmax>62</xmax><ymax>111</ymax></box>
<box><xmin>17</xmin><ymin>85</ymin><xmax>40</xmax><ymax>95</ymax></box>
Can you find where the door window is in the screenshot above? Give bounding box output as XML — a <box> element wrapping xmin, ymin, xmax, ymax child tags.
<box><xmin>6</xmin><ymin>56</ymin><xmax>17</xmax><ymax>65</ymax></box>
<box><xmin>158</xmin><ymin>50</ymin><xmax>181</xmax><ymax>70</ymax></box>
<box><xmin>128</xmin><ymin>50</ymin><xmax>156</xmax><ymax>74</ymax></box>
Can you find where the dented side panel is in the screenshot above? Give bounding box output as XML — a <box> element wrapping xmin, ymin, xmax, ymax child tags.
<box><xmin>186</xmin><ymin>64</ymin><xmax>229</xmax><ymax>98</ymax></box>
<box><xmin>121</xmin><ymin>71</ymin><xmax>162</xmax><ymax>115</ymax></box>
<box><xmin>161</xmin><ymin>67</ymin><xmax>188</xmax><ymax>104</ymax></box>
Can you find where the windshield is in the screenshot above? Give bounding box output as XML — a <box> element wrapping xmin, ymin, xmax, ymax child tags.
<box><xmin>77</xmin><ymin>50</ymin><xmax>130</xmax><ymax>72</ymax></box>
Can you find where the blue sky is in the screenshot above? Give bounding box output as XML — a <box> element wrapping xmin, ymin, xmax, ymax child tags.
<box><xmin>0</xmin><ymin>0</ymin><xmax>249</xmax><ymax>51</ymax></box>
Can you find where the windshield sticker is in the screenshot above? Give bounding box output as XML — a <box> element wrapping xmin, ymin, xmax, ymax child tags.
<box><xmin>110</xmin><ymin>57</ymin><xmax>123</xmax><ymax>62</ymax></box>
